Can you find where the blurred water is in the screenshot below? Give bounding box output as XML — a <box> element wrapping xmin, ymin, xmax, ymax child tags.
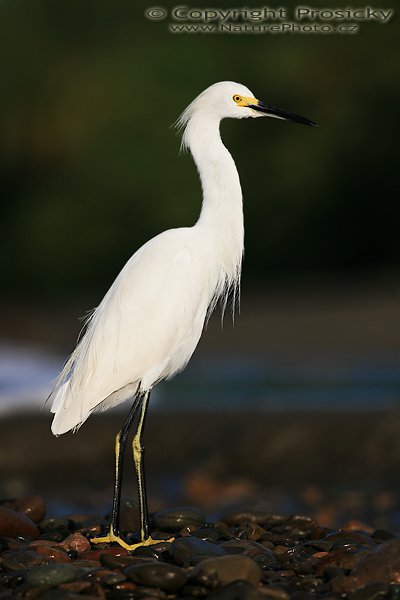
<box><xmin>1</xmin><ymin>341</ymin><xmax>400</xmax><ymax>414</ymax></box>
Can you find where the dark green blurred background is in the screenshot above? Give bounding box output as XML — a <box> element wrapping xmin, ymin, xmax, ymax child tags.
<box><xmin>1</xmin><ymin>0</ymin><xmax>399</xmax><ymax>301</ymax></box>
<box><xmin>1</xmin><ymin>0</ymin><xmax>400</xmax><ymax>529</ymax></box>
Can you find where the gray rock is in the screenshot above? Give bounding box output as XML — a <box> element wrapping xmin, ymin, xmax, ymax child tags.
<box><xmin>169</xmin><ymin>536</ymin><xmax>226</xmax><ymax>567</ymax></box>
<box><xmin>190</xmin><ymin>555</ymin><xmax>262</xmax><ymax>587</ymax></box>
<box><xmin>125</xmin><ymin>561</ymin><xmax>187</xmax><ymax>592</ymax></box>
<box><xmin>207</xmin><ymin>580</ymin><xmax>264</xmax><ymax>600</ymax></box>
<box><xmin>39</xmin><ymin>518</ymin><xmax>71</xmax><ymax>533</ymax></box>
<box><xmin>25</xmin><ymin>563</ymin><xmax>84</xmax><ymax>587</ymax></box>
<box><xmin>0</xmin><ymin>549</ymin><xmax>48</xmax><ymax>571</ymax></box>
<box><xmin>153</xmin><ymin>507</ymin><xmax>206</xmax><ymax>532</ymax></box>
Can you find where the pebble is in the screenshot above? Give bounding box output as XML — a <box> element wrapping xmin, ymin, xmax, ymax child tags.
<box><xmin>222</xmin><ymin>510</ymin><xmax>286</xmax><ymax>527</ymax></box>
<box><xmin>0</xmin><ymin>549</ymin><xmax>48</xmax><ymax>570</ymax></box>
<box><xmin>152</xmin><ymin>506</ymin><xmax>206</xmax><ymax>532</ymax></box>
<box><xmin>192</xmin><ymin>525</ymin><xmax>220</xmax><ymax>543</ymax></box>
<box><xmin>0</xmin><ymin>506</ymin><xmax>40</xmax><ymax>539</ymax></box>
<box><xmin>1</xmin><ymin>496</ymin><xmax>46</xmax><ymax>525</ymax></box>
<box><xmin>207</xmin><ymin>580</ymin><xmax>265</xmax><ymax>600</ymax></box>
<box><xmin>59</xmin><ymin>533</ymin><xmax>91</xmax><ymax>555</ymax></box>
<box><xmin>1</xmin><ymin>496</ymin><xmax>400</xmax><ymax>600</ymax></box>
<box><xmin>39</xmin><ymin>518</ymin><xmax>71</xmax><ymax>534</ymax></box>
<box><xmin>34</xmin><ymin>545</ymin><xmax>71</xmax><ymax>563</ymax></box>
<box><xmin>169</xmin><ymin>536</ymin><xmax>227</xmax><ymax>566</ymax></box>
<box><xmin>125</xmin><ymin>561</ymin><xmax>187</xmax><ymax>592</ymax></box>
<box><xmin>25</xmin><ymin>563</ymin><xmax>85</xmax><ymax>587</ymax></box>
<box><xmin>190</xmin><ymin>554</ymin><xmax>262</xmax><ymax>586</ymax></box>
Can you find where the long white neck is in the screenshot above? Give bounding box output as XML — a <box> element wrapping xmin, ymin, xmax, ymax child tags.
<box><xmin>184</xmin><ymin>110</ymin><xmax>244</xmax><ymax>298</ymax></box>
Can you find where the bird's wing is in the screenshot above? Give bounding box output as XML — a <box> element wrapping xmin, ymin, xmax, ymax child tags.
<box><xmin>50</xmin><ymin>228</ymin><xmax>212</xmax><ymax>433</ymax></box>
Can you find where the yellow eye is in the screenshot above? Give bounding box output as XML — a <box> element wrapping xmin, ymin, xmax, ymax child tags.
<box><xmin>233</xmin><ymin>95</ymin><xmax>242</xmax><ymax>103</ymax></box>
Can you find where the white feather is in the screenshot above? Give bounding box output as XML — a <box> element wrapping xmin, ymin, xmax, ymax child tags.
<box><xmin>50</xmin><ymin>81</ymin><xmax>255</xmax><ymax>435</ymax></box>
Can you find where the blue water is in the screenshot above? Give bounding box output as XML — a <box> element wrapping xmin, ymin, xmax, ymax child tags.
<box><xmin>1</xmin><ymin>341</ymin><xmax>400</xmax><ymax>414</ymax></box>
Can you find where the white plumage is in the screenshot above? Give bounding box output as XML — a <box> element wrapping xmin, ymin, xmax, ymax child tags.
<box><xmin>50</xmin><ymin>82</ymin><xmax>251</xmax><ymax>434</ymax></box>
<box><xmin>50</xmin><ymin>80</ymin><xmax>316</xmax><ymax>436</ymax></box>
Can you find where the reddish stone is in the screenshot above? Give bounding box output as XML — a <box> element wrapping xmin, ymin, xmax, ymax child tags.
<box><xmin>81</xmin><ymin>549</ymin><xmax>104</xmax><ymax>561</ymax></box>
<box><xmin>0</xmin><ymin>506</ymin><xmax>40</xmax><ymax>539</ymax></box>
<box><xmin>34</xmin><ymin>544</ymin><xmax>71</xmax><ymax>563</ymax></box>
<box><xmin>59</xmin><ymin>532</ymin><xmax>91</xmax><ymax>555</ymax></box>
<box><xmin>59</xmin><ymin>581</ymin><xmax>92</xmax><ymax>593</ymax></box>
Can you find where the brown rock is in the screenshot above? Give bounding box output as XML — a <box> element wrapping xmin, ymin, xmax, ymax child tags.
<box><xmin>59</xmin><ymin>532</ymin><xmax>91</xmax><ymax>555</ymax></box>
<box><xmin>191</xmin><ymin>555</ymin><xmax>262</xmax><ymax>586</ymax></box>
<box><xmin>0</xmin><ymin>506</ymin><xmax>40</xmax><ymax>539</ymax></box>
<box><xmin>34</xmin><ymin>544</ymin><xmax>71</xmax><ymax>563</ymax></box>
<box><xmin>0</xmin><ymin>549</ymin><xmax>48</xmax><ymax>571</ymax></box>
<box><xmin>59</xmin><ymin>581</ymin><xmax>93</xmax><ymax>593</ymax></box>
<box><xmin>15</xmin><ymin>496</ymin><xmax>46</xmax><ymax>524</ymax></box>
<box><xmin>351</xmin><ymin>538</ymin><xmax>400</xmax><ymax>586</ymax></box>
<box><xmin>315</xmin><ymin>549</ymin><xmax>370</xmax><ymax>576</ymax></box>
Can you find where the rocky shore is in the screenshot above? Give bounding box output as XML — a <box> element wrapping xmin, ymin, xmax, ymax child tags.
<box><xmin>1</xmin><ymin>496</ymin><xmax>400</xmax><ymax>599</ymax></box>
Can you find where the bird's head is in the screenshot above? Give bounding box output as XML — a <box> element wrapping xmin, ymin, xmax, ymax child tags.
<box><xmin>178</xmin><ymin>81</ymin><xmax>317</xmax><ymax>129</ymax></box>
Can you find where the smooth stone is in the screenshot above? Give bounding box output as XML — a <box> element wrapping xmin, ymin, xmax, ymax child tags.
<box><xmin>25</xmin><ymin>563</ymin><xmax>84</xmax><ymax>587</ymax></box>
<box><xmin>222</xmin><ymin>511</ymin><xmax>287</xmax><ymax>528</ymax></box>
<box><xmin>125</xmin><ymin>561</ymin><xmax>187</xmax><ymax>592</ymax></box>
<box><xmin>262</xmin><ymin>585</ymin><xmax>290</xmax><ymax>600</ymax></box>
<box><xmin>39</xmin><ymin>518</ymin><xmax>71</xmax><ymax>534</ymax></box>
<box><xmin>220</xmin><ymin>539</ymin><xmax>278</xmax><ymax>568</ymax></box>
<box><xmin>0</xmin><ymin>549</ymin><xmax>48</xmax><ymax>571</ymax></box>
<box><xmin>191</xmin><ymin>555</ymin><xmax>262</xmax><ymax>586</ymax></box>
<box><xmin>351</xmin><ymin>538</ymin><xmax>400</xmax><ymax>587</ymax></box>
<box><xmin>350</xmin><ymin>582</ymin><xmax>389</xmax><ymax>600</ymax></box>
<box><xmin>0</xmin><ymin>506</ymin><xmax>40</xmax><ymax>539</ymax></box>
<box><xmin>1</xmin><ymin>496</ymin><xmax>46</xmax><ymax>525</ymax></box>
<box><xmin>92</xmin><ymin>568</ymin><xmax>126</xmax><ymax>585</ymax></box>
<box><xmin>153</xmin><ymin>507</ymin><xmax>206</xmax><ymax>533</ymax></box>
<box><xmin>58</xmin><ymin>581</ymin><xmax>93</xmax><ymax>594</ymax></box>
<box><xmin>132</xmin><ymin>545</ymin><xmax>164</xmax><ymax>560</ymax></box>
<box><xmin>192</xmin><ymin>526</ymin><xmax>220</xmax><ymax>544</ymax></box>
<box><xmin>100</xmin><ymin>553</ymin><xmax>149</xmax><ymax>569</ymax></box>
<box><xmin>34</xmin><ymin>545</ymin><xmax>71</xmax><ymax>563</ymax></box>
<box><xmin>316</xmin><ymin>549</ymin><xmax>371</xmax><ymax>576</ymax></box>
<box><xmin>169</xmin><ymin>536</ymin><xmax>226</xmax><ymax>567</ymax></box>
<box><xmin>207</xmin><ymin>580</ymin><xmax>264</xmax><ymax>600</ymax></box>
<box><xmin>59</xmin><ymin>532</ymin><xmax>90</xmax><ymax>555</ymax></box>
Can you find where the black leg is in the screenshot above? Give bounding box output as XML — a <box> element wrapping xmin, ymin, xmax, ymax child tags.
<box><xmin>132</xmin><ymin>390</ymin><xmax>151</xmax><ymax>541</ymax></box>
<box><xmin>110</xmin><ymin>391</ymin><xmax>141</xmax><ymax>537</ymax></box>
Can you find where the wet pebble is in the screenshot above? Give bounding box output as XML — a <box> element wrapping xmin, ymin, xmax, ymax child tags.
<box><xmin>59</xmin><ymin>532</ymin><xmax>91</xmax><ymax>555</ymax></box>
<box><xmin>207</xmin><ymin>580</ymin><xmax>264</xmax><ymax>600</ymax></box>
<box><xmin>222</xmin><ymin>510</ymin><xmax>286</xmax><ymax>528</ymax></box>
<box><xmin>39</xmin><ymin>518</ymin><xmax>71</xmax><ymax>534</ymax></box>
<box><xmin>0</xmin><ymin>506</ymin><xmax>40</xmax><ymax>539</ymax></box>
<box><xmin>125</xmin><ymin>561</ymin><xmax>187</xmax><ymax>592</ymax></box>
<box><xmin>24</xmin><ymin>563</ymin><xmax>84</xmax><ymax>587</ymax></box>
<box><xmin>34</xmin><ymin>545</ymin><xmax>71</xmax><ymax>563</ymax></box>
<box><xmin>152</xmin><ymin>506</ymin><xmax>206</xmax><ymax>532</ymax></box>
<box><xmin>190</xmin><ymin>554</ymin><xmax>262</xmax><ymax>587</ymax></box>
<box><xmin>1</xmin><ymin>496</ymin><xmax>46</xmax><ymax>525</ymax></box>
<box><xmin>0</xmin><ymin>549</ymin><xmax>48</xmax><ymax>570</ymax></box>
<box><xmin>169</xmin><ymin>536</ymin><xmax>226</xmax><ymax>566</ymax></box>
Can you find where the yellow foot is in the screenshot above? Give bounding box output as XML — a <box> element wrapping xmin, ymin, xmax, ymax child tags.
<box><xmin>90</xmin><ymin>530</ymin><xmax>174</xmax><ymax>552</ymax></box>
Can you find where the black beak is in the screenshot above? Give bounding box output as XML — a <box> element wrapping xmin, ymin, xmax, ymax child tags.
<box><xmin>249</xmin><ymin>101</ymin><xmax>317</xmax><ymax>127</ymax></box>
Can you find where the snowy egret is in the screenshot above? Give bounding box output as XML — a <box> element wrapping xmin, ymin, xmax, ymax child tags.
<box><xmin>49</xmin><ymin>81</ymin><xmax>316</xmax><ymax>550</ymax></box>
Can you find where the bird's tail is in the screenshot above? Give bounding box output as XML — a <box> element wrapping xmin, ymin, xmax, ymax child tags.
<box><xmin>50</xmin><ymin>379</ymin><xmax>91</xmax><ymax>435</ymax></box>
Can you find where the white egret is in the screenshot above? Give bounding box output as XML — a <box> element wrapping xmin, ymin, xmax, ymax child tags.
<box><xmin>49</xmin><ymin>81</ymin><xmax>316</xmax><ymax>550</ymax></box>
